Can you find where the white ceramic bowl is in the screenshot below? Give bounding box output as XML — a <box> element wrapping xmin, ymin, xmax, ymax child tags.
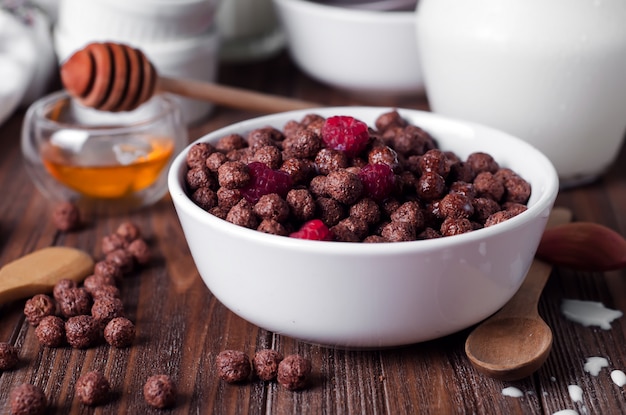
<box><xmin>168</xmin><ymin>107</ymin><xmax>559</xmax><ymax>348</ymax></box>
<box><xmin>272</xmin><ymin>0</ymin><xmax>423</xmax><ymax>95</ymax></box>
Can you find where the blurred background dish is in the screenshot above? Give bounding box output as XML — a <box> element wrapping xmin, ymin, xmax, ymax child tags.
<box><xmin>315</xmin><ymin>0</ymin><xmax>418</xmax><ymax>11</ymax></box>
<box><xmin>272</xmin><ymin>0</ymin><xmax>423</xmax><ymax>97</ymax></box>
<box><xmin>216</xmin><ymin>0</ymin><xmax>286</xmax><ymax>62</ymax></box>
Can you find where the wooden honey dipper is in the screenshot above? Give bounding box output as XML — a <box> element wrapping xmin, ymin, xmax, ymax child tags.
<box><xmin>60</xmin><ymin>42</ymin><xmax>320</xmax><ymax>114</ymax></box>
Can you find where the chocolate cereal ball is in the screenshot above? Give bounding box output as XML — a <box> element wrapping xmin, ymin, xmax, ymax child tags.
<box><xmin>101</xmin><ymin>233</ymin><xmax>128</xmax><ymax>255</ymax></box>
<box><xmin>91</xmin><ymin>296</ymin><xmax>125</xmax><ymax>326</ymax></box>
<box><xmin>216</xmin><ymin>350</ymin><xmax>251</xmax><ymax>383</ymax></box>
<box><xmin>115</xmin><ymin>221</ymin><xmax>141</xmax><ymax>243</ymax></box>
<box><xmin>9</xmin><ymin>383</ymin><xmax>47</xmax><ymax>415</ymax></box>
<box><xmin>65</xmin><ymin>315</ymin><xmax>100</xmax><ymax>349</ymax></box>
<box><xmin>105</xmin><ymin>249</ymin><xmax>135</xmax><ymax>274</ymax></box>
<box><xmin>89</xmin><ymin>284</ymin><xmax>121</xmax><ymax>301</ymax></box>
<box><xmin>57</xmin><ymin>287</ymin><xmax>92</xmax><ymax>318</ymax></box>
<box><xmin>52</xmin><ymin>201</ymin><xmax>80</xmax><ymax>232</ymax></box>
<box><xmin>0</xmin><ymin>342</ymin><xmax>19</xmax><ymax>370</ymax></box>
<box><xmin>104</xmin><ymin>317</ymin><xmax>135</xmax><ymax>348</ymax></box>
<box><xmin>83</xmin><ymin>274</ymin><xmax>117</xmax><ymax>297</ymax></box>
<box><xmin>143</xmin><ymin>374</ymin><xmax>177</xmax><ymax>409</ymax></box>
<box><xmin>277</xmin><ymin>354</ymin><xmax>312</xmax><ymax>391</ymax></box>
<box><xmin>52</xmin><ymin>278</ymin><xmax>77</xmax><ymax>302</ymax></box>
<box><xmin>93</xmin><ymin>260</ymin><xmax>123</xmax><ymax>283</ymax></box>
<box><xmin>23</xmin><ymin>294</ymin><xmax>56</xmax><ymax>326</ymax></box>
<box><xmin>75</xmin><ymin>371</ymin><xmax>110</xmax><ymax>406</ymax></box>
<box><xmin>253</xmin><ymin>349</ymin><xmax>283</xmax><ymax>381</ymax></box>
<box><xmin>35</xmin><ymin>316</ymin><xmax>66</xmax><ymax>347</ymax></box>
<box><xmin>126</xmin><ymin>238</ymin><xmax>151</xmax><ymax>265</ymax></box>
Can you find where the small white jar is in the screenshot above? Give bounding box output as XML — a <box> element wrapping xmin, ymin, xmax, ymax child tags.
<box><xmin>416</xmin><ymin>0</ymin><xmax>626</xmax><ymax>188</ymax></box>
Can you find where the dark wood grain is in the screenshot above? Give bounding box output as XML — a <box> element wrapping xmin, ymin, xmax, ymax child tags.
<box><xmin>1</xmin><ymin>52</ymin><xmax>625</xmax><ymax>414</ymax></box>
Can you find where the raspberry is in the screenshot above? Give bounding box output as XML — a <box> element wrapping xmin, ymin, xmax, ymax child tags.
<box><xmin>358</xmin><ymin>163</ymin><xmax>396</xmax><ymax>202</ymax></box>
<box><xmin>321</xmin><ymin>116</ymin><xmax>370</xmax><ymax>157</ymax></box>
<box><xmin>241</xmin><ymin>162</ymin><xmax>293</xmax><ymax>203</ymax></box>
<box><xmin>290</xmin><ymin>219</ymin><xmax>334</xmax><ymax>241</ymax></box>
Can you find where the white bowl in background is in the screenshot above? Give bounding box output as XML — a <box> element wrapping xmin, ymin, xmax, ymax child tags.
<box><xmin>56</xmin><ymin>0</ymin><xmax>220</xmax><ymax>43</ymax></box>
<box><xmin>272</xmin><ymin>0</ymin><xmax>423</xmax><ymax>96</ymax></box>
<box><xmin>168</xmin><ymin>106</ymin><xmax>559</xmax><ymax>348</ymax></box>
<box><xmin>53</xmin><ymin>28</ymin><xmax>221</xmax><ymax>125</ymax></box>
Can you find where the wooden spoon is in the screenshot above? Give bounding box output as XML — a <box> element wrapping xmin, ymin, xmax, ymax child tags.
<box><xmin>60</xmin><ymin>42</ymin><xmax>319</xmax><ymax>114</ymax></box>
<box><xmin>464</xmin><ymin>207</ymin><xmax>573</xmax><ymax>381</ymax></box>
<box><xmin>0</xmin><ymin>247</ymin><xmax>94</xmax><ymax>304</ymax></box>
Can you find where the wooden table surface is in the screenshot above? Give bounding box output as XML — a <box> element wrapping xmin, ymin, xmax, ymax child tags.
<box><xmin>1</xmin><ymin>52</ymin><xmax>625</xmax><ymax>415</ymax></box>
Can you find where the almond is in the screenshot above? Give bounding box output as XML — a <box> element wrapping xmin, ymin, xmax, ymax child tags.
<box><xmin>536</xmin><ymin>222</ymin><xmax>626</xmax><ymax>271</ymax></box>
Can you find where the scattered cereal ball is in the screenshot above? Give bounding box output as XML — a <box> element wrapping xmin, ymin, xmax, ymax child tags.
<box><xmin>65</xmin><ymin>315</ymin><xmax>100</xmax><ymax>349</ymax></box>
<box><xmin>83</xmin><ymin>274</ymin><xmax>117</xmax><ymax>297</ymax></box>
<box><xmin>93</xmin><ymin>260</ymin><xmax>123</xmax><ymax>282</ymax></box>
<box><xmin>277</xmin><ymin>354</ymin><xmax>312</xmax><ymax>390</ymax></box>
<box><xmin>143</xmin><ymin>374</ymin><xmax>177</xmax><ymax>409</ymax></box>
<box><xmin>75</xmin><ymin>371</ymin><xmax>110</xmax><ymax>406</ymax></box>
<box><xmin>101</xmin><ymin>233</ymin><xmax>128</xmax><ymax>255</ymax></box>
<box><xmin>9</xmin><ymin>383</ymin><xmax>47</xmax><ymax>415</ymax></box>
<box><xmin>52</xmin><ymin>201</ymin><xmax>80</xmax><ymax>232</ymax></box>
<box><xmin>105</xmin><ymin>249</ymin><xmax>135</xmax><ymax>274</ymax></box>
<box><xmin>57</xmin><ymin>287</ymin><xmax>92</xmax><ymax>318</ymax></box>
<box><xmin>91</xmin><ymin>296</ymin><xmax>125</xmax><ymax>326</ymax></box>
<box><xmin>52</xmin><ymin>278</ymin><xmax>77</xmax><ymax>301</ymax></box>
<box><xmin>126</xmin><ymin>238</ymin><xmax>151</xmax><ymax>265</ymax></box>
<box><xmin>253</xmin><ymin>349</ymin><xmax>283</xmax><ymax>381</ymax></box>
<box><xmin>216</xmin><ymin>350</ymin><xmax>251</xmax><ymax>383</ymax></box>
<box><xmin>115</xmin><ymin>221</ymin><xmax>141</xmax><ymax>243</ymax></box>
<box><xmin>23</xmin><ymin>294</ymin><xmax>56</xmax><ymax>326</ymax></box>
<box><xmin>104</xmin><ymin>317</ymin><xmax>135</xmax><ymax>348</ymax></box>
<box><xmin>35</xmin><ymin>316</ymin><xmax>66</xmax><ymax>347</ymax></box>
<box><xmin>0</xmin><ymin>342</ymin><xmax>19</xmax><ymax>370</ymax></box>
<box><xmin>90</xmin><ymin>284</ymin><xmax>121</xmax><ymax>301</ymax></box>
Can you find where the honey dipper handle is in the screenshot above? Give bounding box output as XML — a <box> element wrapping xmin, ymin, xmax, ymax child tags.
<box><xmin>157</xmin><ymin>76</ymin><xmax>320</xmax><ymax>114</ymax></box>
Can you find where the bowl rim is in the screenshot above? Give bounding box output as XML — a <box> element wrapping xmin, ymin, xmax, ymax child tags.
<box><xmin>272</xmin><ymin>0</ymin><xmax>416</xmax><ymax>21</ymax></box>
<box><xmin>168</xmin><ymin>106</ymin><xmax>559</xmax><ymax>256</ymax></box>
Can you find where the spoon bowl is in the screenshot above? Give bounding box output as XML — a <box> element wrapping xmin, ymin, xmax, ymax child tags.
<box><xmin>465</xmin><ymin>315</ymin><xmax>553</xmax><ymax>381</ymax></box>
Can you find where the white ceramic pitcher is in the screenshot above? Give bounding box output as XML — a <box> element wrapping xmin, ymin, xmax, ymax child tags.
<box><xmin>415</xmin><ymin>0</ymin><xmax>626</xmax><ymax>188</ymax></box>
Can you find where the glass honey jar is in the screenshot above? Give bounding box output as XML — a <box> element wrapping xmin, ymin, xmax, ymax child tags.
<box><xmin>22</xmin><ymin>91</ymin><xmax>188</xmax><ymax>213</ymax></box>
